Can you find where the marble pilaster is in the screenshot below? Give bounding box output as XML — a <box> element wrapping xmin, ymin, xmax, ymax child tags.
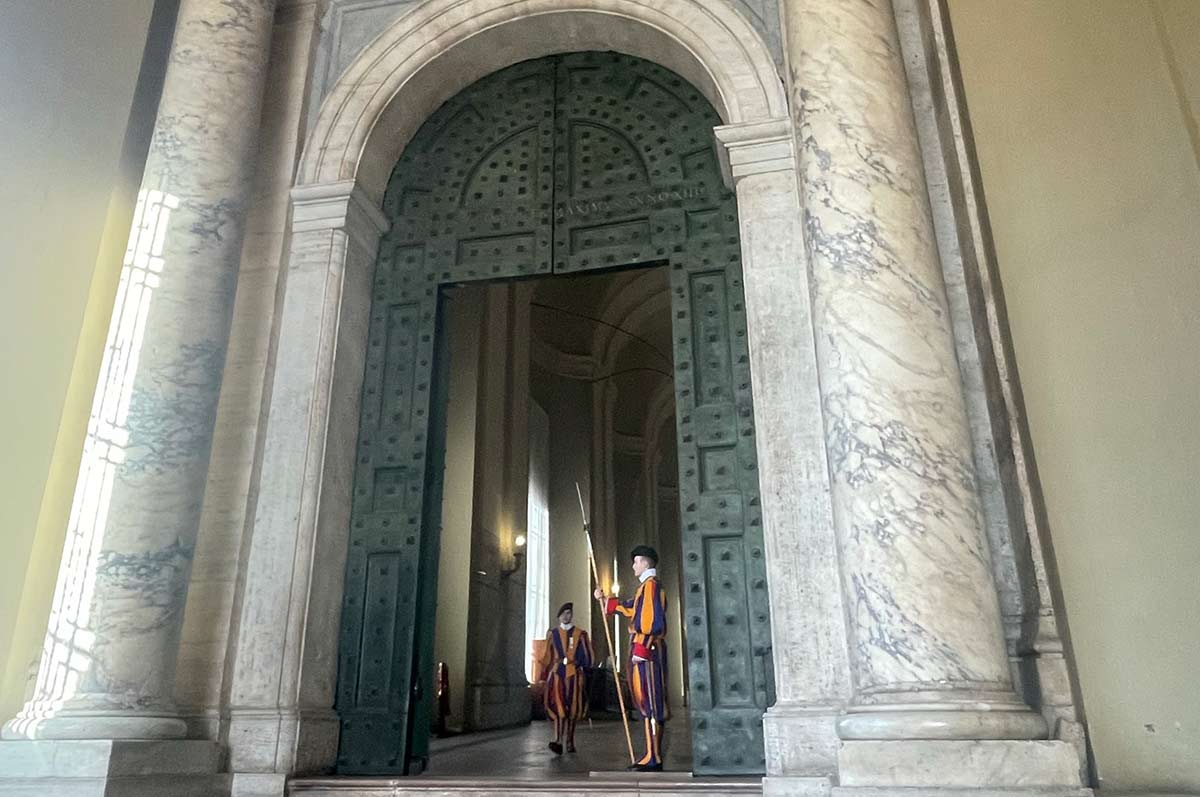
<box><xmin>177</xmin><ymin>0</ymin><xmax>329</xmax><ymax>741</ymax></box>
<box><xmin>225</xmin><ymin>180</ymin><xmax>387</xmax><ymax>775</ymax></box>
<box><xmin>3</xmin><ymin>0</ymin><xmax>277</xmax><ymax>743</ymax></box>
<box><xmin>714</xmin><ymin>118</ymin><xmax>852</xmax><ymax>780</ymax></box>
<box><xmin>782</xmin><ymin>0</ymin><xmax>1045</xmax><ymax>741</ymax></box>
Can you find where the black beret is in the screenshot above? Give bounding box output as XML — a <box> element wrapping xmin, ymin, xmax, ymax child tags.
<box><xmin>557</xmin><ymin>602</ymin><xmax>574</xmax><ymax>617</ymax></box>
<box><xmin>629</xmin><ymin>545</ymin><xmax>658</xmax><ymax>566</ymax></box>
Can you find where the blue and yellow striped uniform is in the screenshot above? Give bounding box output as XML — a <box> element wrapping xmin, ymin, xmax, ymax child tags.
<box><xmin>542</xmin><ymin>625</ymin><xmax>593</xmax><ymax>721</ymax></box>
<box><xmin>606</xmin><ymin>575</ymin><xmax>668</xmax><ymax>766</ymax></box>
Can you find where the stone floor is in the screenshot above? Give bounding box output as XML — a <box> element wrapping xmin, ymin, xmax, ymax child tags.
<box><xmin>289</xmin><ymin>714</ymin><xmax>764</xmax><ymax>794</ymax></box>
<box><xmin>424</xmin><ymin>714</ymin><xmax>693</xmax><ymax>778</ymax></box>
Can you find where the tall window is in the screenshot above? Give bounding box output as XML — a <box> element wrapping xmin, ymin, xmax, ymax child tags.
<box><xmin>525</xmin><ymin>402</ymin><xmax>551</xmax><ymax>681</ymax></box>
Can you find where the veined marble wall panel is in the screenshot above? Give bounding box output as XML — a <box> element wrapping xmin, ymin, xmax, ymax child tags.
<box><xmin>730</xmin><ymin>1</ymin><xmax>784</xmax><ymax>72</ymax></box>
<box><xmin>307</xmin><ymin>0</ymin><xmax>420</xmax><ymax>132</ymax></box>
<box><xmin>175</xmin><ymin>1</ymin><xmax>325</xmax><ymax>733</ymax></box>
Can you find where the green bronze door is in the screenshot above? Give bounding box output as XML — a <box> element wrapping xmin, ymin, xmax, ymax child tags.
<box><xmin>336</xmin><ymin>52</ymin><xmax>774</xmax><ymax>775</ymax></box>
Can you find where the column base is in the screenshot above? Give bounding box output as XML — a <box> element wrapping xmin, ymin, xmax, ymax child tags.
<box><xmin>765</xmin><ymin>776</ymin><xmax>834</xmax><ymax>796</ymax></box>
<box><xmin>838</xmin><ymin>704</ymin><xmax>1048</xmax><ymax>741</ymax></box>
<box><xmin>465</xmin><ymin>682</ymin><xmax>531</xmax><ymax>731</ymax></box>
<box><xmin>2</xmin><ymin>710</ymin><xmax>188</xmax><ymax>741</ymax></box>
<box><xmin>230</xmin><ymin>772</ymin><xmax>288</xmax><ymax>797</ymax></box>
<box><xmin>763</xmin><ymin>705</ymin><xmax>841</xmax><ymax>777</ymax></box>
<box><xmin>228</xmin><ymin>708</ymin><xmax>340</xmax><ymax>774</ymax></box>
<box><xmin>0</xmin><ymin>739</ymin><xmax>225</xmax><ymax>796</ymax></box>
<box><xmin>838</xmin><ymin>739</ymin><xmax>1087</xmax><ymax>790</ymax></box>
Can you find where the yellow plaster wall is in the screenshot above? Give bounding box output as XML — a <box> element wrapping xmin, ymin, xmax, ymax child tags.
<box><xmin>948</xmin><ymin>0</ymin><xmax>1200</xmax><ymax>790</ymax></box>
<box><xmin>0</xmin><ymin>0</ymin><xmax>157</xmax><ymax>720</ymax></box>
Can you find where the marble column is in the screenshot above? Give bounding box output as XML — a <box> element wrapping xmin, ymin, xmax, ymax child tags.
<box><xmin>3</xmin><ymin>0</ymin><xmax>277</xmax><ymax>741</ymax></box>
<box><xmin>782</xmin><ymin>0</ymin><xmax>1045</xmax><ymax>741</ymax></box>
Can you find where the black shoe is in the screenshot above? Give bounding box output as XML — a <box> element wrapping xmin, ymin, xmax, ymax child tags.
<box><xmin>626</xmin><ymin>762</ymin><xmax>662</xmax><ymax>772</ymax></box>
<box><xmin>548</xmin><ymin>741</ymin><xmax>563</xmax><ymax>755</ymax></box>
<box><xmin>566</xmin><ymin>743</ymin><xmax>576</xmax><ymax>753</ymax></box>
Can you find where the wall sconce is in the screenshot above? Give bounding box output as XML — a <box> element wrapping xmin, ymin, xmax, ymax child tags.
<box><xmin>501</xmin><ymin>533</ymin><xmax>526</xmax><ymax>579</ymax></box>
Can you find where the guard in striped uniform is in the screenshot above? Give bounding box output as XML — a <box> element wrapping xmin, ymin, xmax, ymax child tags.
<box><xmin>541</xmin><ymin>602</ymin><xmax>593</xmax><ymax>755</ymax></box>
<box><xmin>595</xmin><ymin>545</ymin><xmax>668</xmax><ymax>772</ymax></box>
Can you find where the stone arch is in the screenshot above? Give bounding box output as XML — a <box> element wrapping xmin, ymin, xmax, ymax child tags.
<box><xmin>298</xmin><ymin>0</ymin><xmax>787</xmax><ymax>200</ymax></box>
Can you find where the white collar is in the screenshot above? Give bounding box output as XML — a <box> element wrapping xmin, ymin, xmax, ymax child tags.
<box><xmin>639</xmin><ymin>568</ymin><xmax>657</xmax><ymax>583</ymax></box>
<box><xmin>559</xmin><ymin>622</ymin><xmax>575</xmax><ymax>631</ymax></box>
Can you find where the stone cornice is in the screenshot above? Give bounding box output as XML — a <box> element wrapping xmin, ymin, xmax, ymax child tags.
<box><xmin>291</xmin><ymin>179</ymin><xmax>390</xmax><ymax>252</ymax></box>
<box><xmin>714</xmin><ymin>116</ymin><xmax>795</xmax><ymax>186</ymax></box>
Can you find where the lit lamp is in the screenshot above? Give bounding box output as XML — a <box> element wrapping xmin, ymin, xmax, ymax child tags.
<box><xmin>501</xmin><ymin>533</ymin><xmax>526</xmax><ymax>578</ymax></box>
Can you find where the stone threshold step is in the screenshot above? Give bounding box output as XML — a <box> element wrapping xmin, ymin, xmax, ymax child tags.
<box><xmin>830</xmin><ymin>790</ymin><xmax>1094</xmax><ymax>796</ymax></box>
<box><xmin>289</xmin><ymin>775</ymin><xmax>762</xmax><ymax>795</ymax></box>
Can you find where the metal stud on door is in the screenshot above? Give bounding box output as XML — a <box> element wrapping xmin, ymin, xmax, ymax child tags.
<box><xmin>671</xmin><ymin>237</ymin><xmax>774</xmax><ymax>774</ymax></box>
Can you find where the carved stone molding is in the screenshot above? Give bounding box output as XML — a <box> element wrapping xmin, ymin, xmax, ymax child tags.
<box><xmin>714</xmin><ymin>117</ymin><xmax>795</xmax><ymax>186</ymax></box>
<box><xmin>291</xmin><ymin>179</ymin><xmax>390</xmax><ymax>252</ymax></box>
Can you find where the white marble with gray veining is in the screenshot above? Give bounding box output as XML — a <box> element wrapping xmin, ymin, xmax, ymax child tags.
<box><xmin>783</xmin><ymin>0</ymin><xmax>1028</xmax><ymax>721</ymax></box>
<box><xmin>3</xmin><ymin>0</ymin><xmax>277</xmax><ymax>742</ymax></box>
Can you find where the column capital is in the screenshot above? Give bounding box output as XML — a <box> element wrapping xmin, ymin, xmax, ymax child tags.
<box><xmin>291</xmin><ymin>179</ymin><xmax>390</xmax><ymax>251</ymax></box>
<box><xmin>714</xmin><ymin>117</ymin><xmax>795</xmax><ymax>186</ymax></box>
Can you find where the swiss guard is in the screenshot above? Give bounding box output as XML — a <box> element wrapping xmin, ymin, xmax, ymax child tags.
<box><xmin>595</xmin><ymin>544</ymin><xmax>668</xmax><ymax>771</ymax></box>
<box><xmin>541</xmin><ymin>602</ymin><xmax>594</xmax><ymax>755</ymax></box>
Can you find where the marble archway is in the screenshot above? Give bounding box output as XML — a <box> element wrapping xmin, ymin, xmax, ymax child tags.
<box><xmin>226</xmin><ymin>0</ymin><xmax>827</xmax><ymax>780</ymax></box>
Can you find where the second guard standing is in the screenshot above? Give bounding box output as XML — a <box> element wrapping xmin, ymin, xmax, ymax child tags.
<box><xmin>541</xmin><ymin>602</ymin><xmax>593</xmax><ymax>755</ymax></box>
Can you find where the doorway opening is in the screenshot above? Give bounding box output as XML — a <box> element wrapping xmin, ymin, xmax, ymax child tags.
<box><xmin>333</xmin><ymin>51</ymin><xmax>774</xmax><ymax>779</ymax></box>
<box><xmin>422</xmin><ymin>264</ymin><xmax>690</xmax><ymax>778</ymax></box>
